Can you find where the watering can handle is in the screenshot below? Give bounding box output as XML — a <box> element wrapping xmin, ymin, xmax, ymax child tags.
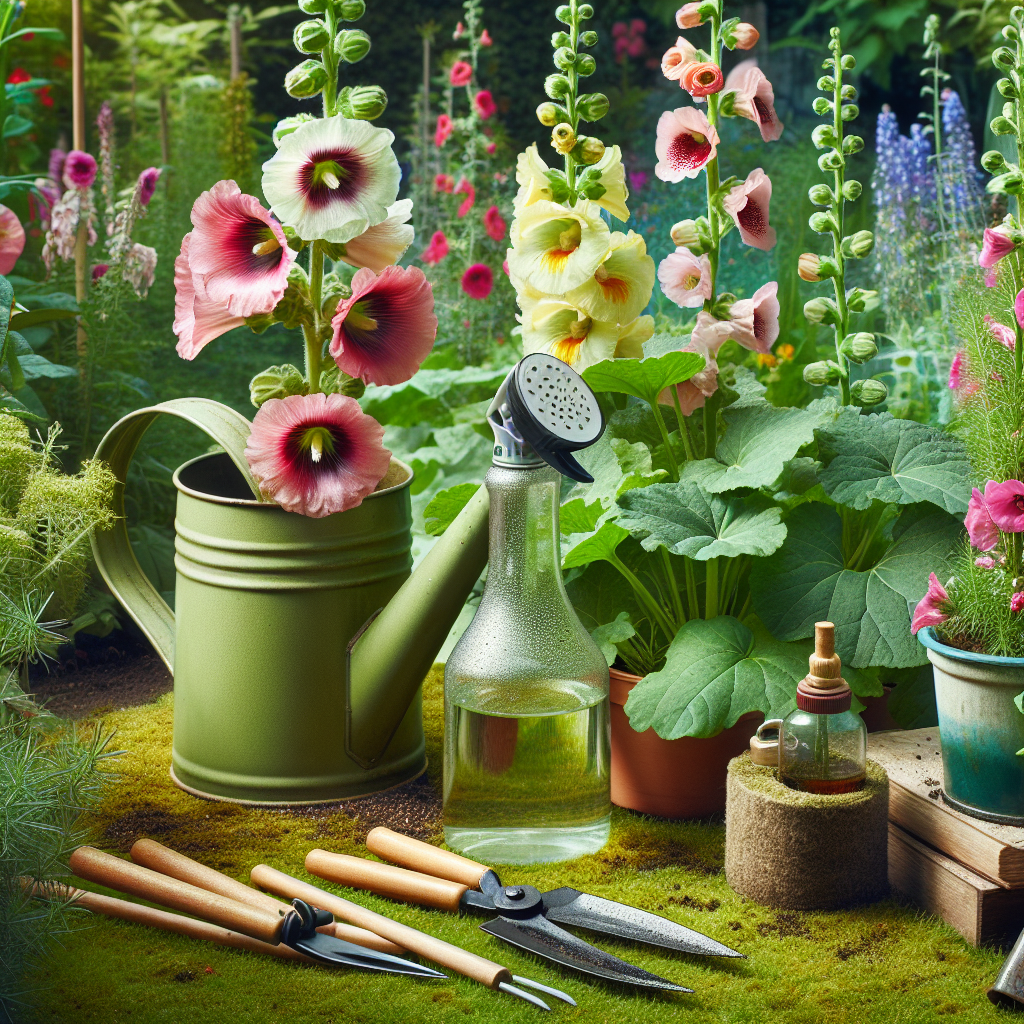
<box><xmin>90</xmin><ymin>397</ymin><xmax>262</xmax><ymax>674</ymax></box>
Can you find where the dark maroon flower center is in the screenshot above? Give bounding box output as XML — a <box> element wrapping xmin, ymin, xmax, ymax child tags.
<box><xmin>300</xmin><ymin>147</ymin><xmax>367</xmax><ymax>210</ymax></box>
<box><xmin>229</xmin><ymin>216</ymin><xmax>286</xmax><ymax>278</ymax></box>
<box><xmin>737</xmin><ymin>199</ymin><xmax>765</xmax><ymax>237</ymax></box>
<box><xmin>753</xmin><ymin>308</ymin><xmax>766</xmax><ymax>342</ymax></box>
<box><xmin>282</xmin><ymin>419</ymin><xmax>352</xmax><ymax>487</ymax></box>
<box><xmin>753</xmin><ymin>96</ymin><xmax>773</xmax><ymax>125</ymax></box>
<box><xmin>667</xmin><ymin>131</ymin><xmax>711</xmax><ymax>172</ymax></box>
<box><xmin>1016</xmin><ymin>493</ymin><xmax>1024</xmax><ymax>513</ymax></box>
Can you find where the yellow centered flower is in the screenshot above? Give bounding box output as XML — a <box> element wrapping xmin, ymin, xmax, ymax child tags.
<box><xmin>564</xmin><ymin>230</ymin><xmax>655</xmax><ymax>324</ymax></box>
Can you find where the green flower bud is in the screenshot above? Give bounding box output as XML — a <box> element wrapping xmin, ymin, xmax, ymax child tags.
<box><xmin>285</xmin><ymin>59</ymin><xmax>328</xmax><ymax>99</ymax></box>
<box><xmin>841</xmin><ymin>103</ymin><xmax>859</xmax><ymax>122</ymax></box>
<box><xmin>842</xmin><ymin>135</ymin><xmax>865</xmax><ymax>154</ymax></box>
<box><xmin>544</xmin><ymin>168</ymin><xmax>571</xmax><ymax>203</ymax></box>
<box><xmin>577</xmin><ymin>177</ymin><xmax>607</xmax><ymax>201</ymax></box>
<box><xmin>338</xmin><ymin>84</ymin><xmax>387</xmax><ymax>120</ymax></box>
<box><xmin>817</xmin><ymin>75</ymin><xmax>836</xmax><ymax>91</ymax></box>
<box><xmin>993</xmin><ymin>46</ymin><xmax>1016</xmax><ymax>70</ymax></box>
<box><xmin>812</xmin><ymin>97</ymin><xmax>833</xmax><ymax>116</ymax></box>
<box><xmin>577</xmin><ymin>92</ymin><xmax>609</xmax><ymax>122</ymax></box>
<box><xmin>572</xmin><ymin>135</ymin><xmax>605</xmax><ymax>165</ymax></box>
<box><xmin>982</xmin><ymin>149</ymin><xmax>1009</xmax><ymax>173</ymax></box>
<box><xmin>799</xmin><ymin>253</ymin><xmax>823</xmax><ymax>282</ymax></box>
<box><xmin>988</xmin><ymin>170</ymin><xmax>1024</xmax><ymax>195</ymax></box>
<box><xmin>335</xmin><ymin>28</ymin><xmax>371</xmax><ymax>63</ymax></box>
<box><xmin>537</xmin><ymin>102</ymin><xmax>563</xmax><ymax>126</ymax></box>
<box><xmin>670</xmin><ymin>219</ymin><xmax>701</xmax><ymax>249</ymax></box>
<box><xmin>249</xmin><ymin>364</ymin><xmax>308</xmax><ymax>408</ymax></box>
<box><xmin>818</xmin><ymin>150</ymin><xmax>844</xmax><ymax>172</ymax></box>
<box><xmin>803</xmin><ymin>360</ymin><xmax>843</xmax><ymax>386</ymax></box>
<box><xmin>1004</xmin><ymin>25</ymin><xmax>1020</xmax><ymax>42</ymax></box>
<box><xmin>338</xmin><ymin>0</ymin><xmax>366</xmax><ymax>19</ymax></box>
<box><xmin>840</xmin><ymin>54</ymin><xmax>856</xmax><ymax>69</ymax></box>
<box><xmin>578</xmin><ymin>4</ymin><xmax>594</xmax><ymax>18</ymax></box>
<box><xmin>808</xmin><ymin>183</ymin><xmax>834</xmax><ymax>206</ymax></box>
<box><xmin>841</xmin><ymin>84</ymin><xmax>857</xmax><ymax>100</ymax></box>
<box><xmin>999</xmin><ymin>77</ymin><xmax>1018</xmax><ymax>99</ymax></box>
<box><xmin>298</xmin><ymin>0</ymin><xmax>329</xmax><ymax>12</ymax></box>
<box><xmin>842</xmin><ymin>230</ymin><xmax>874</xmax><ymax>259</ymax></box>
<box><xmin>851</xmin><ymin>379</ymin><xmax>888</xmax><ymax>407</ymax></box>
<box><xmin>1005</xmin><ymin>101</ymin><xmax>1016</xmax><ymax>119</ymax></box>
<box><xmin>809</xmin><ymin>211</ymin><xmax>837</xmax><ymax>234</ymax></box>
<box><xmin>803</xmin><ymin>297</ymin><xmax>840</xmax><ymax>325</ymax></box>
<box><xmin>244</xmin><ymin>311</ymin><xmax>276</xmax><ymax>335</ymax></box>
<box><xmin>551</xmin><ymin>122</ymin><xmax>576</xmax><ymax>155</ymax></box>
<box><xmin>843</xmin><ymin>179</ymin><xmax>863</xmax><ymax>201</ymax></box>
<box><xmin>319</xmin><ymin>363</ymin><xmax>364</xmax><ymax>399</ymax></box>
<box><xmin>576</xmin><ymin>53</ymin><xmax>596</xmax><ymax>76</ymax></box>
<box><xmin>545</xmin><ymin>74</ymin><xmax>572</xmax><ymax>100</ymax></box>
<box><xmin>846</xmin><ymin>287</ymin><xmax>878</xmax><ymax>313</ymax></box>
<box><xmin>841</xmin><ymin>333</ymin><xmax>878</xmax><ymax>364</ymax></box>
<box><xmin>991</xmin><ymin>115</ymin><xmax>1017</xmax><ymax>136</ymax></box>
<box><xmin>555</xmin><ymin>4</ymin><xmax>572</xmax><ymax>23</ymax></box>
<box><xmin>811</xmin><ymin>124</ymin><xmax>838</xmax><ymax>150</ymax></box>
<box><xmin>580</xmin><ymin>30</ymin><xmax>598</xmax><ymax>46</ymax></box>
<box><xmin>551</xmin><ymin>31</ymin><xmax>571</xmax><ymax>47</ymax></box>
<box><xmin>293</xmin><ymin>18</ymin><xmax>330</xmax><ymax>53</ymax></box>
<box><xmin>272</xmin><ymin>113</ymin><xmax>317</xmax><ymax>147</ymax></box>
<box><xmin>553</xmin><ymin>46</ymin><xmax>575</xmax><ymax>71</ymax></box>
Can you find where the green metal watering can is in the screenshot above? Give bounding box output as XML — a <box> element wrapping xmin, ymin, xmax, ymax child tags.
<box><xmin>91</xmin><ymin>397</ymin><xmax>490</xmax><ymax>804</ymax></box>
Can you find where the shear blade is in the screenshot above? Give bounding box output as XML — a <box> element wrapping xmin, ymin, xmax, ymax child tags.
<box><xmin>541</xmin><ymin>888</ymin><xmax>744</xmax><ymax>958</ymax></box>
<box><xmin>480</xmin><ymin>914</ymin><xmax>691</xmax><ymax>992</ymax></box>
<box><xmin>294</xmin><ymin>933</ymin><xmax>446</xmax><ymax>978</ymax></box>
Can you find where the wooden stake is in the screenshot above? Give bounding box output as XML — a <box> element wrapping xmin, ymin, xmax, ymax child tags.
<box><xmin>229</xmin><ymin>5</ymin><xmax>242</xmax><ymax>81</ymax></box>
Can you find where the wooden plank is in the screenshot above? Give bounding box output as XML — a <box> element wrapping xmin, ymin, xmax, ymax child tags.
<box><xmin>869</xmin><ymin>729</ymin><xmax>1024</xmax><ymax>887</ymax></box>
<box><xmin>888</xmin><ymin>823</ymin><xmax>1024</xmax><ymax>948</ymax></box>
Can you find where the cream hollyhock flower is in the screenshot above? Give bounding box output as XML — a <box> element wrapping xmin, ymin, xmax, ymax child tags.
<box><xmin>337</xmin><ymin>199</ymin><xmax>414</xmax><ymax>273</ymax></box>
<box><xmin>262</xmin><ymin>115</ymin><xmax>401</xmax><ymax>245</ymax></box>
<box><xmin>514</xmin><ymin>144</ymin><xmax>556</xmax><ymax>212</ymax></box>
<box><xmin>565</xmin><ymin>231</ymin><xmax>654</xmax><ymax>324</ymax></box>
<box><xmin>615</xmin><ymin>315</ymin><xmax>655</xmax><ymax>358</ymax></box>
<box><xmin>587</xmin><ymin>145</ymin><xmax>630</xmax><ymax>222</ymax></box>
<box><xmin>508</xmin><ymin>199</ymin><xmax>611</xmax><ymax>295</ymax></box>
<box><xmin>520</xmin><ymin>298</ymin><xmax>620</xmax><ymax>372</ymax></box>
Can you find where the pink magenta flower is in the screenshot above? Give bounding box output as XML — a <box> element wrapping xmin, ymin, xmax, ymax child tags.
<box><xmin>966</xmin><ymin>486</ymin><xmax>1000</xmax><ymax>551</ymax></box>
<box><xmin>245</xmin><ymin>392</ymin><xmax>391</xmax><ymax>518</ymax></box>
<box><xmin>486</xmin><ymin>141</ymin><xmax>497</xmax><ymax>155</ymax></box>
<box><xmin>948</xmin><ymin>350</ymin><xmax>965</xmax><ymax>389</ymax></box>
<box><xmin>722</xmin><ymin>167</ymin><xmax>775</xmax><ymax>250</ymax></box>
<box><xmin>1016</xmin><ymin>288</ymin><xmax>1024</xmax><ymax>329</ymax></box>
<box><xmin>658</xmin><ymin>247</ymin><xmax>711</xmax><ymax>308</ymax></box>
<box><xmin>0</xmin><ymin>205</ymin><xmax>26</xmax><ymax>275</ymax></box>
<box><xmin>655</xmin><ymin>106</ymin><xmax>719</xmax><ymax>182</ymax></box>
<box><xmin>1013</xmin><ymin>592</ymin><xmax>1024</xmax><ymax>614</ymax></box>
<box><xmin>976</xmin><ymin>556</ymin><xmax>997</xmax><ymax>569</ymax></box>
<box><xmin>911</xmin><ymin>573</ymin><xmax>951</xmax><ymax>634</ymax></box>
<box><xmin>732</xmin><ymin>22</ymin><xmax>760</xmax><ymax>49</ymax></box>
<box><xmin>173</xmin><ymin>235</ymin><xmax>245</xmax><ymax>360</ymax></box>
<box><xmin>984</xmin><ymin>313</ymin><xmax>1016</xmax><ymax>350</ymax></box>
<box><xmin>435</xmin><ymin>114</ymin><xmax>454</xmax><ymax>148</ymax></box>
<box><xmin>727</xmin><ymin>281</ymin><xmax>780</xmax><ymax>353</ymax></box>
<box><xmin>453</xmin><ymin>21</ymin><xmax>465</xmax><ymax>39</ymax></box>
<box><xmin>422</xmin><ymin>230</ymin><xmax>449</xmax><ymax>265</ymax></box>
<box><xmin>676</xmin><ymin>3</ymin><xmax>704</xmax><ymax>28</ymax></box>
<box><xmin>63</xmin><ymin>150</ymin><xmax>97</xmax><ymax>190</ymax></box>
<box><xmin>450</xmin><ymin>61</ymin><xmax>473</xmax><ymax>87</ymax></box>
<box><xmin>91</xmin><ymin>263</ymin><xmax>109</xmax><ymax>282</ymax></box>
<box><xmin>137</xmin><ymin>167</ymin><xmax>161</xmax><ymax>207</ymax></box>
<box><xmin>985</xmin><ymin>479</ymin><xmax>1024</xmax><ymax>533</ymax></box>
<box><xmin>723</xmin><ymin>59</ymin><xmax>784</xmax><ymax>142</ymax></box>
<box><xmin>661</xmin><ymin>36</ymin><xmax>697</xmax><ymax>81</ymax></box>
<box><xmin>454</xmin><ymin>178</ymin><xmax>476</xmax><ymax>217</ymax></box>
<box><xmin>480</xmin><ymin>28</ymin><xmax>492</xmax><ymax>46</ymax></box>
<box><xmin>435</xmin><ymin>173</ymin><xmax>454</xmax><ymax>193</ymax></box>
<box><xmin>474</xmin><ymin>90</ymin><xmax>496</xmax><ymax>120</ymax></box>
<box><xmin>483</xmin><ymin>204</ymin><xmax>506</xmax><ymax>241</ymax></box>
<box><xmin>979</xmin><ymin>227</ymin><xmax>1016</xmax><ymax>269</ymax></box>
<box><xmin>681</xmin><ymin>62</ymin><xmax>724</xmax><ymax>99</ymax></box>
<box><xmin>330</xmin><ymin>265</ymin><xmax>437</xmax><ymax>387</ymax></box>
<box><xmin>461</xmin><ymin>263</ymin><xmax>493</xmax><ymax>300</ymax></box>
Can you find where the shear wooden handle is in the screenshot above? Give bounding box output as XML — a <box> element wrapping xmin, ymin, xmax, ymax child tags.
<box><xmin>69</xmin><ymin>846</ymin><xmax>285</xmax><ymax>945</ymax></box>
<box><xmin>365</xmin><ymin>827</ymin><xmax>490</xmax><ymax>889</ymax></box>
<box><xmin>129</xmin><ymin>839</ymin><xmax>406</xmax><ymax>956</ymax></box>
<box><xmin>306</xmin><ymin>849</ymin><xmax>469</xmax><ymax>914</ymax></box>
<box><xmin>252</xmin><ymin>864</ymin><xmax>509</xmax><ymax>989</ymax></box>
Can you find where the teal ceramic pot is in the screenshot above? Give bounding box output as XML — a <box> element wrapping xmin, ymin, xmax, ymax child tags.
<box><xmin>919</xmin><ymin>627</ymin><xmax>1024</xmax><ymax>825</ymax></box>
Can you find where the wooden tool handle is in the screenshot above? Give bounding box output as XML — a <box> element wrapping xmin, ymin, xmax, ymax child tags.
<box><xmin>70</xmin><ymin>846</ymin><xmax>285</xmax><ymax>945</ymax></box>
<box><xmin>306</xmin><ymin>849</ymin><xmax>469</xmax><ymax>914</ymax></box>
<box><xmin>253</xmin><ymin>864</ymin><xmax>509</xmax><ymax>989</ymax></box>
<box><xmin>365</xmin><ymin>828</ymin><xmax>489</xmax><ymax>888</ymax></box>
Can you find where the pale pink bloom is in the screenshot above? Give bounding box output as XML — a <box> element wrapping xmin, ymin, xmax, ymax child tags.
<box><xmin>979</xmin><ymin>226</ymin><xmax>1015</xmax><ymax>269</ymax></box>
<box><xmin>450</xmin><ymin>61</ymin><xmax>473</xmax><ymax>87</ymax></box>
<box><xmin>63</xmin><ymin>150</ymin><xmax>97</xmax><ymax>190</ymax></box>
<box><xmin>948</xmin><ymin>350</ymin><xmax>964</xmax><ymax>389</ymax></box>
<box><xmin>186</xmin><ymin>180</ymin><xmax>294</xmax><ymax>319</ymax></box>
<box><xmin>723</xmin><ymin>59</ymin><xmax>784</xmax><ymax>142</ymax></box>
<box><xmin>658</xmin><ymin>247</ymin><xmax>711</xmax><ymax>308</ymax></box>
<box><xmin>911</xmin><ymin>573</ymin><xmax>951</xmax><ymax>634</ymax></box>
<box><xmin>173</xmin><ymin>235</ymin><xmax>245</xmax><ymax>360</ymax></box>
<box><xmin>124</xmin><ymin>242</ymin><xmax>157</xmax><ymax>297</ymax></box>
<box><xmin>454</xmin><ymin>178</ymin><xmax>476</xmax><ymax>217</ymax></box>
<box><xmin>330</xmin><ymin>265</ymin><xmax>437</xmax><ymax>386</ymax></box>
<box><xmin>984</xmin><ymin>313</ymin><xmax>1015</xmax><ymax>351</ymax></box>
<box><xmin>659</xmin><ymin>321</ymin><xmax>721</xmax><ymax>414</ymax></box>
<box><xmin>966</xmin><ymin>486</ymin><xmax>1000</xmax><ymax>551</ymax></box>
<box><xmin>453</xmin><ymin>21</ymin><xmax>465</xmax><ymax>39</ymax></box>
<box><xmin>480</xmin><ymin>28</ymin><xmax>492</xmax><ymax>46</ymax></box>
<box><xmin>461</xmin><ymin>263</ymin><xmax>493</xmax><ymax>300</ymax></box>
<box><xmin>484</xmin><ymin>205</ymin><xmax>507</xmax><ymax>241</ymax></box>
<box><xmin>732</xmin><ymin>23</ymin><xmax>760</xmax><ymax>49</ymax></box>
<box><xmin>1012</xmin><ymin>592</ymin><xmax>1024</xmax><ymax>614</ymax></box>
<box><xmin>0</xmin><ymin>205</ymin><xmax>26</xmax><ymax>274</ymax></box>
<box><xmin>689</xmin><ymin>310</ymin><xmax>735</xmax><ymax>359</ymax></box>
<box><xmin>727</xmin><ymin>281</ymin><xmax>780</xmax><ymax>353</ymax></box>
<box><xmin>340</xmin><ymin>200</ymin><xmax>414</xmax><ymax>274</ymax></box>
<box><xmin>681</xmin><ymin>62</ymin><xmax>723</xmax><ymax>99</ymax></box>
<box><xmin>675</xmin><ymin>3</ymin><xmax>704</xmax><ymax>28</ymax></box>
<box><xmin>985</xmin><ymin>479</ymin><xmax>1024</xmax><ymax>533</ymax></box>
<box><xmin>474</xmin><ymin>90</ymin><xmax>496</xmax><ymax>120</ymax></box>
<box><xmin>435</xmin><ymin>115</ymin><xmax>454</xmax><ymax>148</ymax></box>
<box><xmin>422</xmin><ymin>230</ymin><xmax>449</xmax><ymax>265</ymax></box>
<box><xmin>245</xmin><ymin>392</ymin><xmax>391</xmax><ymax>518</ymax></box>
<box><xmin>137</xmin><ymin>167</ymin><xmax>161</xmax><ymax>207</ymax></box>
<box><xmin>661</xmin><ymin>36</ymin><xmax>697</xmax><ymax>81</ymax></box>
<box><xmin>976</xmin><ymin>556</ymin><xmax>996</xmax><ymax>569</ymax></box>
<box><xmin>722</xmin><ymin>168</ymin><xmax>775</xmax><ymax>250</ymax></box>
<box><xmin>655</xmin><ymin>106</ymin><xmax>719</xmax><ymax>182</ymax></box>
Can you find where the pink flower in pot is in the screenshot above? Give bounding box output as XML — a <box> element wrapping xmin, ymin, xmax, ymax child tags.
<box><xmin>911</xmin><ymin>573</ymin><xmax>952</xmax><ymax>634</ymax></box>
<box><xmin>984</xmin><ymin>479</ymin><xmax>1024</xmax><ymax>534</ymax></box>
<box><xmin>966</xmin><ymin>486</ymin><xmax>1000</xmax><ymax>552</ymax></box>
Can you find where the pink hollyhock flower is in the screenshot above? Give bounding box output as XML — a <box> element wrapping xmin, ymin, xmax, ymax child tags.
<box><xmin>976</xmin><ymin>556</ymin><xmax>997</xmax><ymax>569</ymax></box>
<box><xmin>483</xmin><ymin>205</ymin><xmax>506</xmax><ymax>241</ymax></box>
<box><xmin>911</xmin><ymin>573</ymin><xmax>951</xmax><ymax>634</ymax></box>
<box><xmin>979</xmin><ymin>226</ymin><xmax>1015</xmax><ymax>269</ymax></box>
<box><xmin>450</xmin><ymin>61</ymin><xmax>473</xmax><ymax>87</ymax></box>
<box><xmin>340</xmin><ymin>199</ymin><xmax>414</xmax><ymax>274</ymax></box>
<box><xmin>0</xmin><ymin>205</ymin><xmax>26</xmax><ymax>274</ymax></box>
<box><xmin>474</xmin><ymin>90</ymin><xmax>496</xmax><ymax>120</ymax></box>
<box><xmin>966</xmin><ymin>486</ymin><xmax>1000</xmax><ymax>551</ymax></box>
<box><xmin>245</xmin><ymin>392</ymin><xmax>391</xmax><ymax>518</ymax></box>
<box><xmin>480</xmin><ymin>28</ymin><xmax>492</xmax><ymax>46</ymax></box>
<box><xmin>659</xmin><ymin>322</ymin><xmax>722</xmax><ymax>414</ymax></box>
<box><xmin>63</xmin><ymin>150</ymin><xmax>97</xmax><ymax>190</ymax></box>
<box><xmin>6</xmin><ymin>67</ymin><xmax>30</xmax><ymax>84</ymax></box>
<box><xmin>722</xmin><ymin>168</ymin><xmax>776</xmax><ymax>250</ymax></box>
<box><xmin>629</xmin><ymin>170</ymin><xmax>648</xmax><ymax>191</ymax></box>
<box><xmin>986</xmin><ymin>267</ymin><xmax>999</xmax><ymax>288</ymax></box>
<box><xmin>461</xmin><ymin>263</ymin><xmax>493</xmax><ymax>300</ymax></box>
<box><xmin>658</xmin><ymin>247</ymin><xmax>711</xmax><ymax>308</ymax></box>
<box><xmin>1016</xmin><ymin>288</ymin><xmax>1024</xmax><ymax>329</ymax></box>
<box><xmin>612</xmin><ymin>21</ymin><xmax>627</xmax><ymax>37</ymax></box>
<box><xmin>330</xmin><ymin>265</ymin><xmax>437</xmax><ymax>387</ymax></box>
<box><xmin>137</xmin><ymin>167</ymin><xmax>161</xmax><ymax>207</ymax></box>
<box><xmin>655</xmin><ymin>106</ymin><xmax>719</xmax><ymax>182</ymax></box>
<box><xmin>681</xmin><ymin>62</ymin><xmax>724</xmax><ymax>99</ymax></box>
<box><xmin>91</xmin><ymin>263</ymin><xmax>109</xmax><ymax>282</ymax></box>
<box><xmin>727</xmin><ymin>281</ymin><xmax>780</xmax><ymax>353</ymax></box>
<box><xmin>676</xmin><ymin>3</ymin><xmax>704</xmax><ymax>28</ymax></box>
<box><xmin>1013</xmin><ymin>592</ymin><xmax>1024</xmax><ymax>614</ymax></box>
<box><xmin>435</xmin><ymin>173</ymin><xmax>455</xmax><ymax>193</ymax></box>
<box><xmin>454</xmin><ymin>178</ymin><xmax>476</xmax><ymax>217</ymax></box>
<box><xmin>421</xmin><ymin>230</ymin><xmax>449</xmax><ymax>265</ymax></box>
<box><xmin>453</xmin><ymin>21</ymin><xmax>465</xmax><ymax>39</ymax></box>
<box><xmin>985</xmin><ymin>479</ymin><xmax>1024</xmax><ymax>533</ymax></box>
<box><xmin>661</xmin><ymin>36</ymin><xmax>697</xmax><ymax>81</ymax></box>
<box><xmin>435</xmin><ymin>114</ymin><xmax>454</xmax><ymax>148</ymax></box>
<box><xmin>173</xmin><ymin>236</ymin><xmax>245</xmax><ymax>360</ymax></box>
<box><xmin>984</xmin><ymin>313</ymin><xmax>1016</xmax><ymax>350</ymax></box>
<box><xmin>732</xmin><ymin>22</ymin><xmax>760</xmax><ymax>49</ymax></box>
<box><xmin>948</xmin><ymin>350</ymin><xmax>964</xmax><ymax>389</ymax></box>
<box><xmin>723</xmin><ymin>59</ymin><xmax>784</xmax><ymax>142</ymax></box>
<box><xmin>486</xmin><ymin>142</ymin><xmax>497</xmax><ymax>155</ymax></box>
<box><xmin>502</xmin><ymin>259</ymin><xmax>509</xmax><ymax>276</ymax></box>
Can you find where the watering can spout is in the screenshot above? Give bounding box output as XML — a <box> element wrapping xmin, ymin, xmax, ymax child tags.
<box><xmin>344</xmin><ymin>483</ymin><xmax>491</xmax><ymax>769</ymax></box>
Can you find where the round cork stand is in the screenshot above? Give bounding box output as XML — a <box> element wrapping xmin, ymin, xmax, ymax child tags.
<box><xmin>725</xmin><ymin>753</ymin><xmax>889</xmax><ymax>910</ymax></box>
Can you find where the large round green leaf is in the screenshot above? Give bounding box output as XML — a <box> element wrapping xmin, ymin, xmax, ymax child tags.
<box><xmin>582</xmin><ymin>351</ymin><xmax>705</xmax><ymax>406</ymax></box>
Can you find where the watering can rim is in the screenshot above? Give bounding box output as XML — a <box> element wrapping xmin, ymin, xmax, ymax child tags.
<box><xmin>171</xmin><ymin>451</ymin><xmax>415</xmax><ymax>509</ymax></box>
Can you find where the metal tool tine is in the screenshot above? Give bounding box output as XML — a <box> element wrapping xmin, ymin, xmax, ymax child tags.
<box><xmin>512</xmin><ymin>975</ymin><xmax>577</xmax><ymax>1006</ymax></box>
<box><xmin>497</xmin><ymin>982</ymin><xmax>550</xmax><ymax>1011</ymax></box>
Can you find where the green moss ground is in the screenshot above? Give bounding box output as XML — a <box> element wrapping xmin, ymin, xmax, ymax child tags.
<box><xmin>21</xmin><ymin>668</ymin><xmax>1009</xmax><ymax>1024</ymax></box>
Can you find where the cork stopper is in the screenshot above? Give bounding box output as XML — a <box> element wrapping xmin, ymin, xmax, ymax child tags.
<box><xmin>796</xmin><ymin>621</ymin><xmax>851</xmax><ymax>714</ymax></box>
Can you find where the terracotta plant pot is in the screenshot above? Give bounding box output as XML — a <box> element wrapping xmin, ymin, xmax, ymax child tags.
<box><xmin>609</xmin><ymin>667</ymin><xmax>761</xmax><ymax>819</ymax></box>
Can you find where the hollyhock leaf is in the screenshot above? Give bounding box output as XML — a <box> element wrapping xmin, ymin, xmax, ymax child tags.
<box><xmin>562</xmin><ymin>519</ymin><xmax>630</xmax><ymax>569</ymax></box>
<box><xmin>623</xmin><ymin>616</ymin><xmax>801</xmax><ymax>739</ymax></box>
<box><xmin>582</xmin><ymin>351</ymin><xmax>705</xmax><ymax>406</ymax></box>
<box><xmin>816</xmin><ymin>411</ymin><xmax>971</xmax><ymax>515</ymax></box>
<box><xmin>591</xmin><ymin>612</ymin><xmax>637</xmax><ymax>667</ymax></box>
<box><xmin>749</xmin><ymin>502</ymin><xmax>961</xmax><ymax>668</ymax></box>
<box><xmin>360</xmin><ymin>365</ymin><xmax>511</xmax><ymax>428</ymax></box>
<box><xmin>565</xmin><ymin>433</ymin><xmax>666</xmax><ymax>510</ymax></box>
<box><xmin>559</xmin><ymin>496</ymin><xmax>604</xmax><ymax>535</ymax></box>
<box><xmin>617</xmin><ymin>481</ymin><xmax>787</xmax><ymax>560</ymax></box>
<box><xmin>564</xmin><ymin>537</ymin><xmax>649</xmax><ymax>631</ymax></box>
<box><xmin>15</xmin><ymin>351</ymin><xmax>77</xmax><ymax>380</ymax></box>
<box><xmin>423</xmin><ymin>482</ymin><xmax>480</xmax><ymax>536</ymax></box>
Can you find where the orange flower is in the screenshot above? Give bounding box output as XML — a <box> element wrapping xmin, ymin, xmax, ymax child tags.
<box><xmin>756</xmin><ymin>352</ymin><xmax>777</xmax><ymax>368</ymax></box>
<box><xmin>680</xmin><ymin>61</ymin><xmax>723</xmax><ymax>99</ymax></box>
<box><xmin>777</xmin><ymin>343</ymin><xmax>795</xmax><ymax>361</ymax></box>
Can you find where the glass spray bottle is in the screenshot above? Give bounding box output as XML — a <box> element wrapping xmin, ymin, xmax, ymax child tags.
<box><xmin>443</xmin><ymin>356</ymin><xmax>611</xmax><ymax>864</ymax></box>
